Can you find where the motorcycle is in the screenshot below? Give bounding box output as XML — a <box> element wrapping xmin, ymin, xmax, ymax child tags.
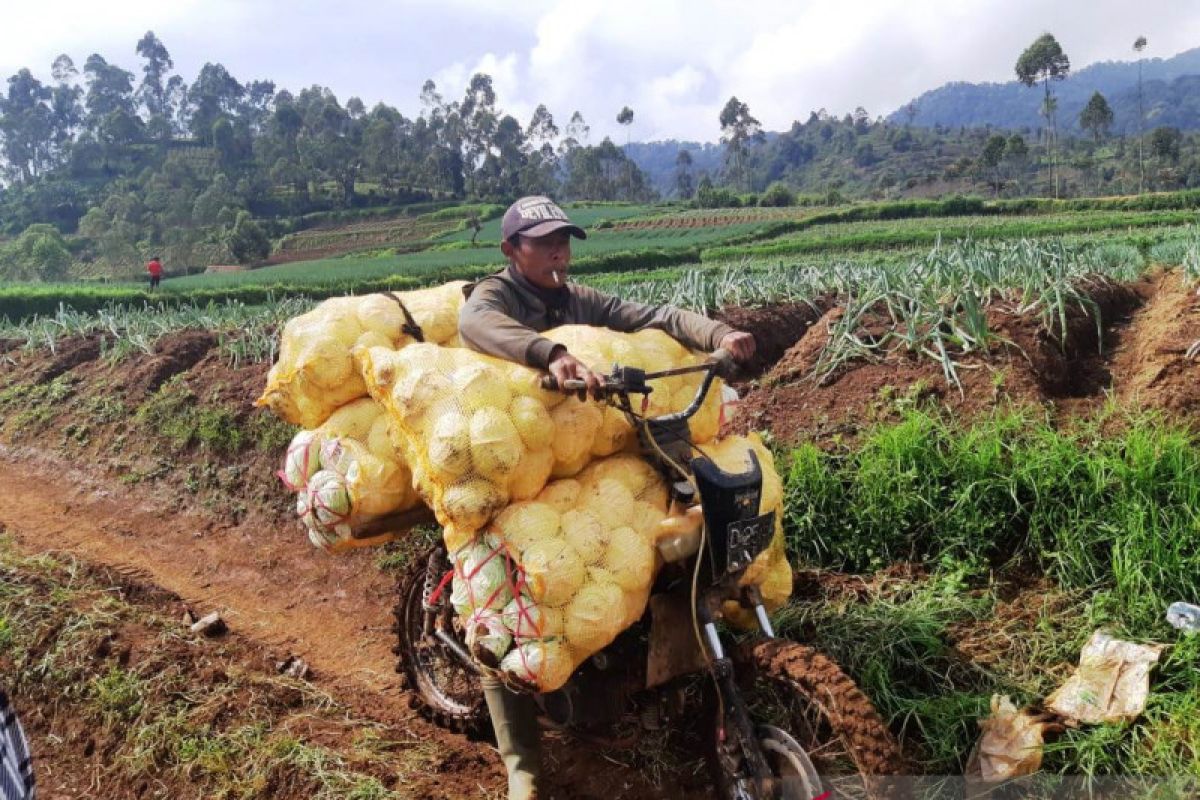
<box><xmin>382</xmin><ymin>350</ymin><xmax>904</xmax><ymax>799</ymax></box>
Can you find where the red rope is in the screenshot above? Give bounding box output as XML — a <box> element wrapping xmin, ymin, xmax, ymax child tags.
<box><xmin>454</xmin><ymin>538</ymin><xmax>543</xmax><ymax>684</ymax></box>
<box><xmin>426</xmin><ymin>568</ymin><xmax>455</xmax><ymax>606</ymax></box>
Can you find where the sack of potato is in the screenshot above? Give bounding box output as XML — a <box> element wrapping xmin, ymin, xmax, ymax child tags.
<box><xmin>257</xmin><ymin>282</ymin><xmax>467</xmax><ymax>429</ymax></box>
<box><xmin>448</xmin><ymin>437</ymin><xmax>789</xmax><ymax>692</ymax></box>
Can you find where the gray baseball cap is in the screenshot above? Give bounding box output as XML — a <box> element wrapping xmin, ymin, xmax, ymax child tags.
<box><xmin>501</xmin><ymin>196</ymin><xmax>587</xmax><ymax>241</ymax></box>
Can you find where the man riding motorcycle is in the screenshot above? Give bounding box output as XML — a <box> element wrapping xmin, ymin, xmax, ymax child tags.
<box><xmin>458</xmin><ymin>195</ymin><xmax>757</xmax><ymax>800</ymax></box>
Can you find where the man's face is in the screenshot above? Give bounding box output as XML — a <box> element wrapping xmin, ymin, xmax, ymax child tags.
<box><xmin>501</xmin><ymin>230</ymin><xmax>573</xmax><ymax>290</ymax></box>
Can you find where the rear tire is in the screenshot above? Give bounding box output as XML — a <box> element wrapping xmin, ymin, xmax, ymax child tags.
<box><xmin>392</xmin><ymin>545</ymin><xmax>489</xmax><ymax>737</ymax></box>
<box><xmin>710</xmin><ymin>638</ymin><xmax>905</xmax><ymax>800</ymax></box>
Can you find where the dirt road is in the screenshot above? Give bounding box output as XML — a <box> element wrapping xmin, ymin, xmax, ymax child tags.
<box><xmin>0</xmin><ymin>451</ymin><xmax>702</xmax><ymax>799</ymax></box>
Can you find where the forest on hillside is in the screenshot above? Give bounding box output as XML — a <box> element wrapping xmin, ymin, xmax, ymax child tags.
<box><xmin>3</xmin><ymin>31</ymin><xmax>1200</xmax><ymax>282</ymax></box>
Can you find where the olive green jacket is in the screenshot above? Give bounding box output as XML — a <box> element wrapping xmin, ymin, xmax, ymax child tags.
<box><xmin>459</xmin><ymin>265</ymin><xmax>735</xmax><ymax>369</ymax></box>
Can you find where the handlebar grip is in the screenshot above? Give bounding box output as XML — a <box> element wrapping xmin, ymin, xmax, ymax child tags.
<box><xmin>539</xmin><ymin>375</ymin><xmax>587</xmax><ymax>392</ymax></box>
<box><xmin>707</xmin><ymin>348</ymin><xmax>740</xmax><ymax>381</ymax></box>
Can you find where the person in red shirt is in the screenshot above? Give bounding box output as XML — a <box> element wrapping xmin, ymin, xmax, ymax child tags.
<box><xmin>147</xmin><ymin>256</ymin><xmax>163</xmax><ymax>289</ymax></box>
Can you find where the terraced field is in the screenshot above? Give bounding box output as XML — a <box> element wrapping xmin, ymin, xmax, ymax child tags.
<box><xmin>4</xmin><ymin>199</ymin><xmax>1200</xmax><ymax>798</ymax></box>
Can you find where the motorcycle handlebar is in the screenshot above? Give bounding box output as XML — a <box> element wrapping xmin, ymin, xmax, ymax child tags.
<box><xmin>537</xmin><ymin>348</ymin><xmax>737</xmax><ymax>393</ymax></box>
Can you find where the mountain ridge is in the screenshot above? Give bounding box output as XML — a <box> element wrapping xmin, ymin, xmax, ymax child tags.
<box><xmin>888</xmin><ymin>46</ymin><xmax>1200</xmax><ymax>133</ymax></box>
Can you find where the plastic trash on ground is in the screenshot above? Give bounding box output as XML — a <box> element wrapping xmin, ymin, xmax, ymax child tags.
<box><xmin>1166</xmin><ymin>601</ymin><xmax>1200</xmax><ymax>632</ymax></box>
<box><xmin>1044</xmin><ymin>630</ymin><xmax>1164</xmax><ymax>725</ymax></box>
<box><xmin>966</xmin><ymin>695</ymin><xmax>1050</xmax><ymax>784</ymax></box>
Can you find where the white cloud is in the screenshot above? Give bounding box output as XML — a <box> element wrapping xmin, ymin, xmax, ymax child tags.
<box><xmin>3</xmin><ymin>0</ymin><xmax>1200</xmax><ymax>143</ymax></box>
<box><xmin>434</xmin><ymin>51</ymin><xmax>531</xmax><ymax>124</ymax></box>
<box><xmin>1</xmin><ymin>0</ymin><xmax>245</xmax><ymax>80</ymax></box>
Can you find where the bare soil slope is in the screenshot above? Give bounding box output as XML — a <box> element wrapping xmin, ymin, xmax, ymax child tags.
<box><xmin>735</xmin><ymin>274</ymin><xmax>1199</xmax><ymax>443</ymax></box>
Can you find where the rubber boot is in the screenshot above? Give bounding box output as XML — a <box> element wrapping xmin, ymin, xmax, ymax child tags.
<box><xmin>482</xmin><ymin>675</ymin><xmax>541</xmax><ymax>800</ymax></box>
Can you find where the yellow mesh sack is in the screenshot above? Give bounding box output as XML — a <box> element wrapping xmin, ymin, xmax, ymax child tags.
<box><xmin>542</xmin><ymin>326</ymin><xmax>722</xmax><ymax>445</ymax></box>
<box><xmin>256</xmin><ymin>282</ymin><xmax>466</xmax><ymax>428</ymax></box>
<box><xmin>283</xmin><ymin>398</ymin><xmax>423</xmax><ymax>553</ymax></box>
<box><xmin>357</xmin><ymin>344</ymin><xmax>560</xmax><ymax>540</ymax></box>
<box><xmin>448</xmin><ymin>453</ymin><xmax>670</xmax><ymax>692</ymax></box>
<box><xmin>355</xmin><ymin>327</ymin><xmax>725</xmax><ymax>539</ymax></box>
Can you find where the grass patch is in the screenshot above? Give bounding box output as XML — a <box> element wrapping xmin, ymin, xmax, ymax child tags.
<box><xmin>777</xmin><ymin>408</ymin><xmax>1200</xmax><ymax>776</ymax></box>
<box><xmin>134</xmin><ymin>375</ymin><xmax>246</xmax><ymax>454</ymax></box>
<box><xmin>0</xmin><ymin>539</ymin><xmax>438</xmax><ymax>799</ymax></box>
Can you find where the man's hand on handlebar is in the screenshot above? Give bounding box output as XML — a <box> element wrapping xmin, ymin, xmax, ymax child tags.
<box><xmin>719</xmin><ymin>331</ymin><xmax>756</xmax><ymax>363</ymax></box>
<box><xmin>548</xmin><ymin>349</ymin><xmax>605</xmax><ymax>399</ymax></box>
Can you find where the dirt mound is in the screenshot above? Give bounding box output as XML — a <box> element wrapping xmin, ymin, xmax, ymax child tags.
<box><xmin>714</xmin><ymin>299</ymin><xmax>831</xmax><ymax>379</ymax></box>
<box><xmin>1109</xmin><ymin>270</ymin><xmax>1200</xmax><ymax>415</ymax></box>
<box><xmin>124</xmin><ymin>329</ymin><xmax>218</xmax><ymax>397</ymax></box>
<box><xmin>186</xmin><ymin>348</ymin><xmax>271</xmax><ymax>413</ymax></box>
<box><xmin>734</xmin><ymin>278</ymin><xmax>1156</xmax><ymax>444</ymax></box>
<box><xmin>31</xmin><ymin>333</ymin><xmax>105</xmax><ymax>383</ymax></box>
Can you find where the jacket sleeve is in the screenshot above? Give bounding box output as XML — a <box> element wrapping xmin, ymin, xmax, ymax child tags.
<box><xmin>458</xmin><ymin>280</ymin><xmax>563</xmax><ymax>369</ymax></box>
<box><xmin>573</xmin><ymin>284</ymin><xmax>736</xmax><ymax>353</ymax></box>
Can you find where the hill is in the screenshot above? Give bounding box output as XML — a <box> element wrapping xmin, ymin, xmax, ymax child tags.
<box><xmin>891</xmin><ymin>46</ymin><xmax>1200</xmax><ymax>134</ymax></box>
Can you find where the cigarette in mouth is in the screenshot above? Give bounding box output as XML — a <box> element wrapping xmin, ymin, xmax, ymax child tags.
<box><xmin>552</xmin><ymin>270</ymin><xmax>562</xmax><ymax>286</ymax></box>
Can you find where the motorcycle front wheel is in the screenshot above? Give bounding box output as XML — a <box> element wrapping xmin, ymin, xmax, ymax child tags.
<box><xmin>709</xmin><ymin>638</ymin><xmax>905</xmax><ymax>800</ymax></box>
<box><xmin>392</xmin><ymin>544</ymin><xmax>489</xmax><ymax>737</ymax></box>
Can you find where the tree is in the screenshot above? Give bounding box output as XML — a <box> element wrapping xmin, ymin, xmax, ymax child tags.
<box><xmin>719</xmin><ymin>96</ymin><xmax>763</xmax><ymax>191</ymax></box>
<box><xmin>758</xmin><ymin>181</ymin><xmax>794</xmax><ymax>207</ymax></box>
<box><xmin>82</xmin><ymin>54</ymin><xmax>138</xmax><ymax>130</ymax></box>
<box><xmin>1149</xmin><ymin>126</ymin><xmax>1181</xmax><ymax>163</ymax></box>
<box><xmin>1015</xmin><ymin>33</ymin><xmax>1070</xmax><ymax>197</ymax></box>
<box><xmin>522</xmin><ymin>105</ymin><xmax>559</xmax><ymax>195</ymax></box>
<box><xmin>135</xmin><ymin>31</ymin><xmax>183</xmax><ymax>139</ymax></box>
<box><xmin>0</xmin><ymin>224</ymin><xmax>72</xmax><ymax>281</ymax></box>
<box><xmin>674</xmin><ymin>148</ymin><xmax>694</xmax><ymax>199</ymax></box>
<box><xmin>616</xmin><ymin>105</ymin><xmax>634</xmax><ymax>144</ymax></box>
<box><xmin>459</xmin><ymin>73</ymin><xmax>498</xmax><ymax>197</ymax></box>
<box><xmin>525</xmin><ymin>104</ymin><xmax>558</xmax><ymax>147</ymax></box>
<box><xmin>1079</xmin><ymin>91</ymin><xmax>1114</xmax><ymax>143</ymax></box>
<box><xmin>226</xmin><ymin>210</ymin><xmax>270</xmax><ymax>263</ymax></box>
<box><xmin>185</xmin><ymin>62</ymin><xmax>243</xmax><ymax>143</ymax></box>
<box><xmin>561</xmin><ymin>138</ymin><xmax>653</xmax><ymax>201</ymax></box>
<box><xmin>616</xmin><ymin>106</ymin><xmax>635</xmax><ymax>195</ymax></box>
<box><xmin>560</xmin><ymin>110</ymin><xmax>589</xmax><ymax>154</ymax></box>
<box><xmin>1134</xmin><ymin>36</ymin><xmax>1149</xmax><ymax>193</ymax></box>
<box><xmin>1004</xmin><ymin>134</ymin><xmax>1030</xmax><ymax>191</ymax></box>
<box><xmin>48</xmin><ymin>56</ymin><xmax>83</xmax><ymax>158</ymax></box>
<box><xmin>978</xmin><ymin>134</ymin><xmax>1008</xmax><ymax>194</ymax></box>
<box><xmin>0</xmin><ymin>69</ymin><xmax>54</xmax><ymax>182</ymax></box>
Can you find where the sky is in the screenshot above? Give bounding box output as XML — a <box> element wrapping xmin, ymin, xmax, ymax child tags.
<box><xmin>4</xmin><ymin>0</ymin><xmax>1200</xmax><ymax>144</ymax></box>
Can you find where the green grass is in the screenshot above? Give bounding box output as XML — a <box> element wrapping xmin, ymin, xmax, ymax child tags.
<box><xmin>0</xmin><ymin>540</ymin><xmax>433</xmax><ymax>799</ymax></box>
<box><xmin>164</xmin><ymin>217</ymin><xmax>775</xmax><ymax>292</ymax></box>
<box><xmin>775</xmin><ymin>407</ymin><xmax>1200</xmax><ymax>776</ymax></box>
<box><xmin>782</xmin><ymin>406</ymin><xmax>1200</xmax><ymax>623</ymax></box>
<box><xmin>703</xmin><ymin>210</ymin><xmax>1198</xmax><ymax>261</ymax></box>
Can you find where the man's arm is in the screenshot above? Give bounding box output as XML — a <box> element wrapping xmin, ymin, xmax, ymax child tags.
<box><xmin>573</xmin><ymin>284</ymin><xmax>737</xmax><ymax>353</ymax></box>
<box><xmin>458</xmin><ymin>281</ymin><xmax>563</xmax><ymax>369</ymax></box>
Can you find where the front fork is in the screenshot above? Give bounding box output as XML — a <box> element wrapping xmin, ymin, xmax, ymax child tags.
<box><xmin>421</xmin><ymin>548</ymin><xmax>481</xmax><ymax>675</ymax></box>
<box><xmin>703</xmin><ymin>585</ymin><xmax>780</xmax><ymax>799</ymax></box>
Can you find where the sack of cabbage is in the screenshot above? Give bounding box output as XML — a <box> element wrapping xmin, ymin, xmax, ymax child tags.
<box><xmin>279</xmin><ymin>398</ymin><xmax>421</xmax><ymax>552</ymax></box>
<box><xmin>445</xmin><ymin>444</ymin><xmax>792</xmax><ymax>693</ymax></box>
